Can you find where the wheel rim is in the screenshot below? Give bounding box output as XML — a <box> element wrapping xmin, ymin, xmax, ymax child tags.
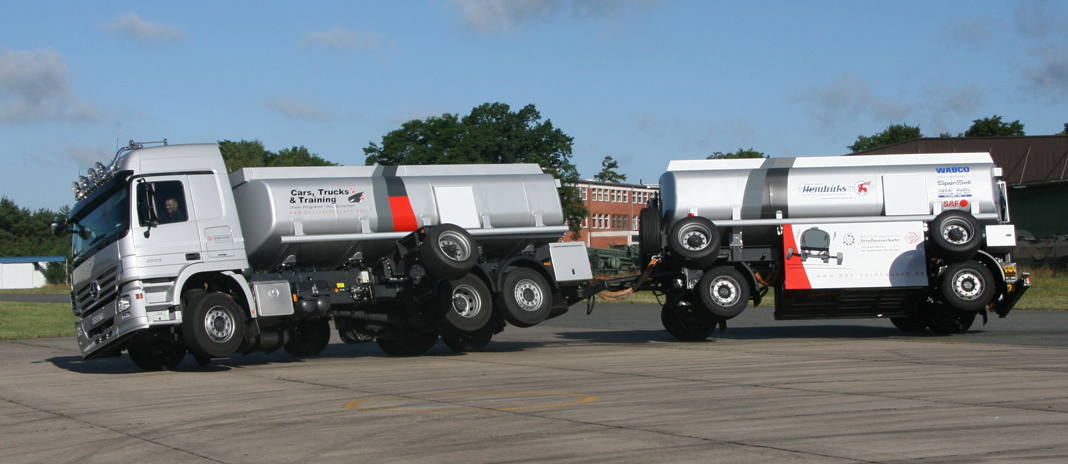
<box><xmin>941</xmin><ymin>219</ymin><xmax>972</xmax><ymax>245</ymax></box>
<box><xmin>451</xmin><ymin>284</ymin><xmax>482</xmax><ymax>318</ymax></box>
<box><xmin>950</xmin><ymin>269</ymin><xmax>984</xmax><ymax>300</ymax></box>
<box><xmin>678</xmin><ymin>223</ymin><xmax>712</xmax><ymax>251</ymax></box>
<box><xmin>707</xmin><ymin>276</ymin><xmax>740</xmax><ymax>307</ymax></box>
<box><xmin>438</xmin><ymin>231</ymin><xmax>472</xmax><ymax>262</ymax></box>
<box><xmin>204</xmin><ymin>306</ymin><xmax>235</xmax><ymax>343</ymax></box>
<box><xmin>513</xmin><ymin>279</ymin><xmax>543</xmax><ymax>312</ymax></box>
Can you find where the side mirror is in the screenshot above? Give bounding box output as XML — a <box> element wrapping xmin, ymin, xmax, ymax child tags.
<box><xmin>50</xmin><ymin>221</ymin><xmax>67</xmax><ymax>236</ymax></box>
<box><xmin>136</xmin><ymin>182</ymin><xmax>159</xmax><ymax>227</ymax></box>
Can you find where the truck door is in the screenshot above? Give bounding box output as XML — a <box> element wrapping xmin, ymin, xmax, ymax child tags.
<box><xmin>132</xmin><ymin>175</ymin><xmax>203</xmax><ymax>281</ymax></box>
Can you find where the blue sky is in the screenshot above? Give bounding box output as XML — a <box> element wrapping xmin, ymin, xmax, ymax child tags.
<box><xmin>2</xmin><ymin>0</ymin><xmax>1066</xmax><ymax>211</ymax></box>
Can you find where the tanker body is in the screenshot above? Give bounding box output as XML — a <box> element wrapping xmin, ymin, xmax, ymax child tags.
<box><xmin>56</xmin><ymin>141</ymin><xmax>593</xmax><ymax>371</ymax></box>
<box><xmin>639</xmin><ymin>153</ymin><xmax>1029</xmax><ymax>340</ymax></box>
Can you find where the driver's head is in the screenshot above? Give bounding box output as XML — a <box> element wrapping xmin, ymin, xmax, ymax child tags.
<box><xmin>165</xmin><ymin>198</ymin><xmax>179</xmax><ymax>214</ymax></box>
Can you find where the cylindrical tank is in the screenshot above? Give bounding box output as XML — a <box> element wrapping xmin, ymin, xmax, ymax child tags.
<box><xmin>659</xmin><ymin>153</ymin><xmax>1002</xmax><ymax>228</ymax></box>
<box><xmin>230</xmin><ymin>164</ymin><xmax>564</xmax><ymax>271</ymax></box>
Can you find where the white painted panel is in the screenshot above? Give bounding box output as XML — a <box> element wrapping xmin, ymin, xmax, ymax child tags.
<box><xmin>1</xmin><ymin>263</ymin><xmax>35</xmax><ymax>289</ymax></box>
<box><xmin>434</xmin><ymin>186</ymin><xmax>480</xmax><ymax>229</ymax></box>
<box><xmin>882</xmin><ymin>175</ymin><xmax>929</xmax><ymax>216</ymax></box>
<box><xmin>985</xmin><ymin>224</ymin><xmax>1017</xmax><ymax>247</ymax></box>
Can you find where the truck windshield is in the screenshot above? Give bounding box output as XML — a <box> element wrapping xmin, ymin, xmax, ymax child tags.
<box><xmin>70</xmin><ymin>180</ymin><xmax>131</xmax><ymax>266</ymax></box>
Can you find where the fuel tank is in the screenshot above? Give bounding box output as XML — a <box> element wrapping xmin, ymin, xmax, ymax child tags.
<box><xmin>230</xmin><ymin>164</ymin><xmax>565</xmax><ymax>271</ymax></box>
<box><xmin>659</xmin><ymin>153</ymin><xmax>1004</xmax><ymax>229</ymax></box>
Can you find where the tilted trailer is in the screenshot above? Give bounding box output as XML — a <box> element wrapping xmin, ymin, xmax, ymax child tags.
<box><xmin>628</xmin><ymin>153</ymin><xmax>1029</xmax><ymax>340</ymax></box>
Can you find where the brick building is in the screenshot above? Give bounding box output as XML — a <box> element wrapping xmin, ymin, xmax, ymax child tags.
<box><xmin>565</xmin><ymin>180</ymin><xmax>660</xmax><ymax>248</ymax></box>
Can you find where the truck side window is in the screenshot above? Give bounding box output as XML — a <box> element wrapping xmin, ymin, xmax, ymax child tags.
<box><xmin>137</xmin><ymin>181</ymin><xmax>188</xmax><ymax>225</ymax></box>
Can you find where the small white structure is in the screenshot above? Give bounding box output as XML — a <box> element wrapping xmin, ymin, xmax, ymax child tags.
<box><xmin>0</xmin><ymin>256</ymin><xmax>65</xmax><ymax>289</ymax></box>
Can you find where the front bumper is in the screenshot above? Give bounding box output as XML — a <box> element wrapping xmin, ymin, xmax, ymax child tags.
<box><xmin>75</xmin><ymin>288</ymin><xmax>151</xmax><ymax>360</ymax></box>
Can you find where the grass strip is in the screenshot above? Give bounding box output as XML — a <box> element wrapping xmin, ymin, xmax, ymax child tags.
<box><xmin>0</xmin><ymin>302</ymin><xmax>76</xmax><ymax>340</ymax></box>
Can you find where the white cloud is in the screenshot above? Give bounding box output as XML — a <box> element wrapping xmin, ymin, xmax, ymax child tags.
<box><xmin>635</xmin><ymin>113</ymin><xmax>758</xmax><ymax>155</ymax></box>
<box><xmin>265</xmin><ymin>97</ymin><xmax>332</xmax><ymax>121</ymax></box>
<box><xmin>796</xmin><ymin>75</ymin><xmax>986</xmax><ymax>136</ymax></box>
<box><xmin>101</xmin><ymin>12</ymin><xmax>186</xmax><ymax>42</ymax></box>
<box><xmin>798</xmin><ymin>75</ymin><xmax>912</xmax><ymax>128</ymax></box>
<box><xmin>1023</xmin><ymin>44</ymin><xmax>1068</xmax><ymax>98</ymax></box>
<box><xmin>1014</xmin><ymin>0</ymin><xmax>1068</xmax><ymax>40</ymax></box>
<box><xmin>300</xmin><ymin>27</ymin><xmax>387</xmax><ymax>53</ymax></box>
<box><xmin>942</xmin><ymin>16</ymin><xmax>999</xmax><ymax>50</ymax></box>
<box><xmin>0</xmin><ymin>48</ymin><xmax>101</xmax><ymax>124</ymax></box>
<box><xmin>451</xmin><ymin>0</ymin><xmax>654</xmax><ymax>33</ymax></box>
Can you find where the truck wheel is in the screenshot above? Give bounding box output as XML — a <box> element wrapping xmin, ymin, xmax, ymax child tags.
<box><xmin>284</xmin><ymin>318</ymin><xmax>331</xmax><ymax>357</ymax></box>
<box><xmin>438</xmin><ymin>274</ymin><xmax>493</xmax><ymax>336</ymax></box>
<box><xmin>696</xmin><ymin>266</ymin><xmax>750</xmax><ymax>320</ymax></box>
<box><xmin>927</xmin><ymin>311</ymin><xmax>977</xmax><ymax>334</ymax></box>
<box><xmin>128</xmin><ymin>346</ymin><xmax>185</xmax><ymax>371</ymax></box>
<box><xmin>928</xmin><ymin>211</ymin><xmax>981</xmax><ymax>263</ymax></box>
<box><xmin>421</xmin><ymin>224</ymin><xmax>478</xmax><ymax>280</ymax></box>
<box><xmin>940</xmin><ymin>260</ymin><xmax>994</xmax><ymax>311</ymax></box>
<box><xmin>441</xmin><ymin>328</ymin><xmax>494</xmax><ymax>353</ymax></box>
<box><xmin>668</xmin><ymin>217</ymin><xmax>720</xmax><ymax>265</ymax></box>
<box><xmin>376</xmin><ymin>331</ymin><xmax>439</xmax><ymax>356</ymax></box>
<box><xmin>498</xmin><ymin>267</ymin><xmax>552</xmax><ymax>328</ymax></box>
<box><xmin>638</xmin><ymin>207</ymin><xmax>663</xmax><ymax>270</ymax></box>
<box><xmin>890</xmin><ymin>316</ymin><xmax>928</xmax><ymax>332</ymax></box>
<box><xmin>660</xmin><ymin>294</ymin><xmax>717</xmax><ymax>341</ymax></box>
<box><xmin>182</xmin><ymin>292</ymin><xmax>245</xmax><ymax>359</ymax></box>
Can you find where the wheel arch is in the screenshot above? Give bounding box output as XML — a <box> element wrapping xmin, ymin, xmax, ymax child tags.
<box><xmin>972</xmin><ymin>249</ymin><xmax>1008</xmax><ymax>297</ymax></box>
<box><xmin>177</xmin><ymin>270</ymin><xmax>255</xmax><ymax>318</ymax></box>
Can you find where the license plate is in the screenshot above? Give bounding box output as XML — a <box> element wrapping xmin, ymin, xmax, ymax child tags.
<box><xmin>91</xmin><ymin>312</ymin><xmax>104</xmax><ymax>326</ymax></box>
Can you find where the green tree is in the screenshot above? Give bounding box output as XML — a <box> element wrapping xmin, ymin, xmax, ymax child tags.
<box><xmin>1057</xmin><ymin>123</ymin><xmax>1067</xmax><ymax>135</ymax></box>
<box><xmin>964</xmin><ymin>115</ymin><xmax>1025</xmax><ymax>137</ymax></box>
<box><xmin>848</xmin><ymin>123</ymin><xmax>923</xmax><ymax>152</ymax></box>
<box><xmin>707</xmin><ymin>148</ymin><xmax>766</xmax><ymax>159</ymax></box>
<box><xmin>0</xmin><ymin>197</ymin><xmax>71</xmax><ymax>284</ymax></box>
<box><xmin>594</xmin><ymin>156</ymin><xmax>627</xmax><ymax>183</ymax></box>
<box><xmin>364</xmin><ymin>103</ymin><xmax>588</xmax><ymax>238</ymax></box>
<box><xmin>218</xmin><ymin>140</ymin><xmax>335</xmax><ymax>173</ymax></box>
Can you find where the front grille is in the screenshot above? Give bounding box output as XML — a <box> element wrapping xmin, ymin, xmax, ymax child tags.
<box><xmin>73</xmin><ymin>265</ymin><xmax>121</xmax><ymax>317</ymax></box>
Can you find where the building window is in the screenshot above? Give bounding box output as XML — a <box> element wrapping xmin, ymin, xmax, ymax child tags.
<box><xmin>633</xmin><ymin>215</ymin><xmax>639</xmax><ymax>230</ymax></box>
<box><xmin>580</xmin><ymin>187</ymin><xmax>587</xmax><ymax>201</ymax></box>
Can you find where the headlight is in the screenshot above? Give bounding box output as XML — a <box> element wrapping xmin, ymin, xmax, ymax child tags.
<box><xmin>117</xmin><ymin>295</ymin><xmax>131</xmax><ymax>312</ymax></box>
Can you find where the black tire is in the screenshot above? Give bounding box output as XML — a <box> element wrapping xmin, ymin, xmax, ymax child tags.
<box><xmin>438</xmin><ymin>274</ymin><xmax>493</xmax><ymax>336</ymax></box>
<box><xmin>638</xmin><ymin>207</ymin><xmax>663</xmax><ymax>270</ymax></box>
<box><xmin>128</xmin><ymin>346</ymin><xmax>185</xmax><ymax>371</ymax></box>
<box><xmin>890</xmin><ymin>316</ymin><xmax>928</xmax><ymax>332</ymax></box>
<box><xmin>696</xmin><ymin>266</ymin><xmax>750</xmax><ymax>320</ymax></box>
<box><xmin>376</xmin><ymin>331</ymin><xmax>439</xmax><ymax>356</ymax></box>
<box><xmin>284</xmin><ymin>318</ymin><xmax>332</xmax><ymax>357</ymax></box>
<box><xmin>182</xmin><ymin>292</ymin><xmax>245</xmax><ymax>359</ymax></box>
<box><xmin>940</xmin><ymin>260</ymin><xmax>995</xmax><ymax>311</ymax></box>
<box><xmin>441</xmin><ymin>328</ymin><xmax>494</xmax><ymax>353</ymax></box>
<box><xmin>667</xmin><ymin>216</ymin><xmax>720</xmax><ymax>265</ymax></box>
<box><xmin>660</xmin><ymin>294</ymin><xmax>718</xmax><ymax>341</ymax></box>
<box><xmin>421</xmin><ymin>224</ymin><xmax>478</xmax><ymax>280</ymax></box>
<box><xmin>498</xmin><ymin>267</ymin><xmax>552</xmax><ymax>328</ymax></box>
<box><xmin>928</xmin><ymin>211</ymin><xmax>982</xmax><ymax>263</ymax></box>
<box><xmin>927</xmin><ymin>310</ymin><xmax>977</xmax><ymax>334</ymax></box>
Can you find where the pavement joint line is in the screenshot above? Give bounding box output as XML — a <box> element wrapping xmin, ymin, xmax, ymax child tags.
<box><xmin>0</xmin><ymin>395</ymin><xmax>228</xmax><ymax>464</ymax></box>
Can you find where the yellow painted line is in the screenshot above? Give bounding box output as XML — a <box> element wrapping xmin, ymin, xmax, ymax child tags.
<box><xmin>344</xmin><ymin>391</ymin><xmax>598</xmax><ymax>413</ymax></box>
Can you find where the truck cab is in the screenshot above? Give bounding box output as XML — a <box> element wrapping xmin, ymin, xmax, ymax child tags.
<box><xmin>65</xmin><ymin>142</ymin><xmax>250</xmax><ymax>362</ymax></box>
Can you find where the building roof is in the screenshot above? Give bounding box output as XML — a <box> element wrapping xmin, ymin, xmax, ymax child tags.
<box><xmin>0</xmin><ymin>256</ymin><xmax>67</xmax><ymax>264</ymax></box>
<box><xmin>850</xmin><ymin>135</ymin><xmax>1068</xmax><ymax>186</ymax></box>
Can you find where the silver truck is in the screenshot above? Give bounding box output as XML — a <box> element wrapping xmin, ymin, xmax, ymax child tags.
<box><xmin>57</xmin><ymin>141</ymin><xmax>592</xmax><ymax>370</ymax></box>
<box><xmin>635</xmin><ymin>152</ymin><xmax>1030</xmax><ymax>339</ymax></box>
